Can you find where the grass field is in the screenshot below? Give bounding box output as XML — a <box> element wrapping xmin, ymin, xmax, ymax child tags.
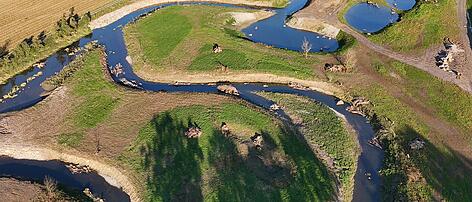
<box><xmin>119</xmin><ymin>103</ymin><xmax>340</xmax><ymax>201</ymax></box>
<box><xmin>40</xmin><ymin>49</ymin><xmax>342</xmax><ymax>201</ymax></box>
<box><xmin>350</xmin><ymin>58</ymin><xmax>472</xmax><ymax>200</ymax></box>
<box><xmin>367</xmin><ymin>0</ymin><xmax>459</xmax><ymax>53</ymax></box>
<box><xmin>0</xmin><ymin>0</ymin><xmax>132</xmax><ymax>48</ymax></box>
<box><xmin>369</xmin><ymin>60</ymin><xmax>472</xmax><ymax>133</ymax></box>
<box><xmin>124</xmin><ymin>5</ymin><xmax>332</xmax><ymax>80</ymax></box>
<box><xmin>258</xmin><ymin>92</ymin><xmax>358</xmax><ymax>201</ymax></box>
<box><xmin>48</xmin><ymin>50</ymin><xmax>122</xmax><ymax>147</ymax></box>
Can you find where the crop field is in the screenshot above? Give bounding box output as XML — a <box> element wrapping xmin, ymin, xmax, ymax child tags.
<box><xmin>0</xmin><ymin>0</ymin><xmax>130</xmax><ymax>48</ymax></box>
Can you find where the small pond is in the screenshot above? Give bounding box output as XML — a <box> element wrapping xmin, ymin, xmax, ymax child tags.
<box><xmin>344</xmin><ymin>3</ymin><xmax>399</xmax><ymax>33</ymax></box>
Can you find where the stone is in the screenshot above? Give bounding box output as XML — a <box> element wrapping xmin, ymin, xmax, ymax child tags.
<box><xmin>217</xmin><ymin>85</ymin><xmax>239</xmax><ymax>96</ymax></box>
<box><xmin>185</xmin><ymin>127</ymin><xmax>202</xmax><ymax>138</ymax></box>
<box><xmin>409</xmin><ymin>138</ymin><xmax>426</xmax><ymax>150</ymax></box>
<box><xmin>251</xmin><ymin>133</ymin><xmax>264</xmax><ymax>149</ymax></box>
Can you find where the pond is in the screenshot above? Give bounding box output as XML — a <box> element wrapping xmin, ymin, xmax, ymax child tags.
<box><xmin>344</xmin><ymin>3</ymin><xmax>399</xmax><ymax>33</ymax></box>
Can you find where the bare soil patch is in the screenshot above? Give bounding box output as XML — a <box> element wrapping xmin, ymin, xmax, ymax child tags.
<box><xmin>0</xmin><ymin>178</ymin><xmax>43</xmax><ymax>202</ymax></box>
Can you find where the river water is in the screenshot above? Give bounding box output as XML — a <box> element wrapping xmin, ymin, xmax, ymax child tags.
<box><xmin>0</xmin><ymin>1</ymin><xmax>383</xmax><ymax>201</ymax></box>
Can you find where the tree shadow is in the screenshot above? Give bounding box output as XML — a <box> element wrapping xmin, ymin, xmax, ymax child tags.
<box><xmin>207</xmin><ymin>128</ymin><xmax>285</xmax><ymax>201</ymax></box>
<box><xmin>207</xmin><ymin>121</ymin><xmax>336</xmax><ymax>201</ymax></box>
<box><xmin>275</xmin><ymin>123</ymin><xmax>338</xmax><ymax>201</ymax></box>
<box><xmin>387</xmin><ymin>125</ymin><xmax>472</xmax><ymax>201</ymax></box>
<box><xmin>140</xmin><ymin>112</ymin><xmax>204</xmax><ymax>202</ymax></box>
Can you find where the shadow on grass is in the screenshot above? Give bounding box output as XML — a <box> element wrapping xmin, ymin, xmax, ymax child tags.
<box><xmin>137</xmin><ymin>108</ymin><xmax>337</xmax><ymax>201</ymax></box>
<box><xmin>207</xmin><ymin>123</ymin><xmax>336</xmax><ymax>201</ymax></box>
<box><xmin>277</xmin><ymin>123</ymin><xmax>338</xmax><ymax>201</ymax></box>
<box><xmin>141</xmin><ymin>112</ymin><xmax>204</xmax><ymax>201</ymax></box>
<box><xmin>385</xmin><ymin>125</ymin><xmax>472</xmax><ymax>201</ymax></box>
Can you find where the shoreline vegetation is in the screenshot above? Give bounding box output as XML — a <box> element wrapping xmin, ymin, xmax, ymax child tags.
<box><xmin>339</xmin><ymin>0</ymin><xmax>459</xmax><ymax>53</ymax></box>
<box><xmin>344</xmin><ymin>57</ymin><xmax>472</xmax><ymax>200</ymax></box>
<box><xmin>0</xmin><ymin>0</ymin><xmax>291</xmax><ymax>86</ymax></box>
<box><xmin>123</xmin><ymin>5</ymin><xmax>345</xmax><ymax>96</ymax></box>
<box><xmin>1</xmin><ymin>49</ymin><xmax>352</xmax><ymax>201</ymax></box>
<box><xmin>258</xmin><ymin>92</ymin><xmax>359</xmax><ymax>202</ymax></box>
<box><xmin>0</xmin><ymin>8</ymin><xmax>92</xmax><ymax>85</ymax></box>
<box><xmin>368</xmin><ymin>0</ymin><xmax>459</xmax><ymax>53</ymax></box>
<box><xmin>89</xmin><ymin>0</ymin><xmax>289</xmax><ymax>29</ymax></box>
<box><xmin>1</xmin><ymin>0</ymin><xmax>472</xmax><ymax>201</ymax></box>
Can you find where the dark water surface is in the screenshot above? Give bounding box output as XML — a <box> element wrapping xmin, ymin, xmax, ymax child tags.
<box><xmin>345</xmin><ymin>3</ymin><xmax>399</xmax><ymax>33</ymax></box>
<box><xmin>0</xmin><ymin>157</ymin><xmax>130</xmax><ymax>202</ymax></box>
<box><xmin>0</xmin><ymin>1</ymin><xmax>383</xmax><ymax>201</ymax></box>
<box><xmin>468</xmin><ymin>10</ymin><xmax>472</xmax><ymax>48</ymax></box>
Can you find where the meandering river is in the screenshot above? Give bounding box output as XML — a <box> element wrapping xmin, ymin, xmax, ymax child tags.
<box><xmin>0</xmin><ymin>1</ymin><xmax>383</xmax><ymax>201</ymax></box>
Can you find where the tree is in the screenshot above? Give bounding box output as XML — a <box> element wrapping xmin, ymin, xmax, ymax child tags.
<box><xmin>0</xmin><ymin>40</ymin><xmax>10</xmax><ymax>58</ymax></box>
<box><xmin>79</xmin><ymin>11</ymin><xmax>92</xmax><ymax>27</ymax></box>
<box><xmin>301</xmin><ymin>37</ymin><xmax>312</xmax><ymax>58</ymax></box>
<box><xmin>37</xmin><ymin>31</ymin><xmax>47</xmax><ymax>46</ymax></box>
<box><xmin>69</xmin><ymin>7</ymin><xmax>75</xmax><ymax>18</ymax></box>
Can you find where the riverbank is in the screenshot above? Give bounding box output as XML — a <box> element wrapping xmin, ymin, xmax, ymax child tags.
<box><xmin>258</xmin><ymin>92</ymin><xmax>359</xmax><ymax>201</ymax></box>
<box><xmin>89</xmin><ymin>0</ymin><xmax>286</xmax><ymax>29</ymax></box>
<box><xmin>0</xmin><ymin>143</ymin><xmax>140</xmax><ymax>201</ymax></box>
<box><xmin>123</xmin><ymin>5</ymin><xmax>344</xmax><ymax>96</ymax></box>
<box><xmin>0</xmin><ymin>50</ymin><xmax>236</xmax><ymax>201</ymax></box>
<box><xmin>0</xmin><ymin>49</ymin><xmax>356</xmax><ymax>201</ymax></box>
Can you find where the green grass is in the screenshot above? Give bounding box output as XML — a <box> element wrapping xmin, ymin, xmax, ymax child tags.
<box><xmin>368</xmin><ymin>0</ymin><xmax>458</xmax><ymax>53</ymax></box>
<box><xmin>133</xmin><ymin>12</ymin><xmax>192</xmax><ymax>66</ymax></box>
<box><xmin>52</xmin><ymin>50</ymin><xmax>121</xmax><ymax>146</ymax></box>
<box><xmin>354</xmin><ymin>61</ymin><xmax>472</xmax><ymax>200</ymax></box>
<box><xmin>258</xmin><ymin>0</ymin><xmax>289</xmax><ymax>8</ymax></box>
<box><xmin>258</xmin><ymin>92</ymin><xmax>359</xmax><ymax>201</ymax></box>
<box><xmin>336</xmin><ymin>31</ymin><xmax>357</xmax><ymax>53</ymax></box>
<box><xmin>57</xmin><ymin>132</ymin><xmax>85</xmax><ymax>147</ymax></box>
<box><xmin>370</xmin><ymin>61</ymin><xmax>472</xmax><ymax>133</ymax></box>
<box><xmin>124</xmin><ymin>5</ymin><xmax>327</xmax><ymax>80</ymax></box>
<box><xmin>68</xmin><ymin>51</ymin><xmax>120</xmax><ymax>129</ymax></box>
<box><xmin>119</xmin><ymin>103</ymin><xmax>338</xmax><ymax>201</ymax></box>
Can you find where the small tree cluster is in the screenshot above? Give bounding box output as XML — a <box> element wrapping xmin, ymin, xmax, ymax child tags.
<box><xmin>56</xmin><ymin>7</ymin><xmax>92</xmax><ymax>37</ymax></box>
<box><xmin>0</xmin><ymin>7</ymin><xmax>92</xmax><ymax>70</ymax></box>
<box><xmin>35</xmin><ymin>176</ymin><xmax>66</xmax><ymax>202</ymax></box>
